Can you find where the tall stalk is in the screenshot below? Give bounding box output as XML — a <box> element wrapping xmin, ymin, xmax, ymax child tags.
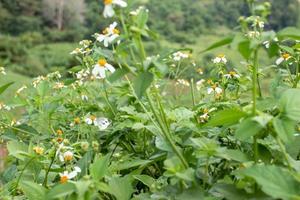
<box><xmin>252</xmin><ymin>49</ymin><xmax>259</xmax><ymax>163</ymax></box>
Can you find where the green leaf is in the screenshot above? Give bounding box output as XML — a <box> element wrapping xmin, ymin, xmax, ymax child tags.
<box><xmin>90</xmin><ymin>155</ymin><xmax>109</xmax><ymax>181</ymax></box>
<box><xmin>236</xmin><ymin>165</ymin><xmax>300</xmax><ymax>200</ymax></box>
<box><xmin>107</xmin><ymin>176</ymin><xmax>134</xmax><ymax>200</ymax></box>
<box><xmin>235</xmin><ymin>118</ymin><xmax>264</xmax><ymax>141</ymax></box>
<box><xmin>74</xmin><ymin>180</ymin><xmax>92</xmax><ymax>200</ymax></box>
<box><xmin>20</xmin><ymin>181</ymin><xmax>46</xmax><ymax>200</ymax></box>
<box><xmin>107</xmin><ymin>68</ymin><xmax>128</xmax><ymax>83</ymax></box>
<box><xmin>7</xmin><ymin>141</ymin><xmax>29</xmax><ymax>160</ymax></box>
<box><xmin>200</xmin><ymin>36</ymin><xmax>233</xmax><ymax>53</ymax></box>
<box><xmin>238</xmin><ymin>40</ymin><xmax>252</xmax><ymax>60</ymax></box>
<box><xmin>205</xmin><ymin>108</ymin><xmax>247</xmax><ymax>127</ymax></box>
<box><xmin>273</xmin><ymin>116</ymin><xmax>296</xmax><ymax>143</ymax></box>
<box><xmin>0</xmin><ymin>82</ymin><xmax>14</xmax><ymax>95</ymax></box>
<box><xmin>133</xmin><ymin>175</ymin><xmax>155</xmax><ymax>188</ymax></box>
<box><xmin>218</xmin><ymin>149</ymin><xmax>250</xmax><ymax>163</ymax></box>
<box><xmin>280</xmin><ymin>89</ymin><xmax>300</xmax><ymax>121</ymax></box>
<box><xmin>133</xmin><ymin>71</ymin><xmax>153</xmax><ymax>99</ymax></box>
<box><xmin>46</xmin><ymin>182</ymin><xmax>76</xmax><ymax>199</ymax></box>
<box><xmin>277</xmin><ymin>27</ymin><xmax>300</xmax><ymax>40</ymax></box>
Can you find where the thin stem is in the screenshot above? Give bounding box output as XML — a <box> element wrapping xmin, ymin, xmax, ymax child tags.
<box><xmin>146</xmin><ymin>92</ymin><xmax>189</xmax><ymax>169</ymax></box>
<box><xmin>14</xmin><ymin>157</ymin><xmax>36</xmax><ymax>193</ymax></box>
<box><xmin>43</xmin><ymin>154</ymin><xmax>55</xmax><ymax>187</ymax></box>
<box><xmin>190</xmin><ymin>79</ymin><xmax>196</xmax><ymax>107</ymax></box>
<box><xmin>102</xmin><ymin>80</ymin><xmax>116</xmax><ymax>117</ymax></box>
<box><xmin>252</xmin><ymin>49</ymin><xmax>258</xmax><ymax>115</ymax></box>
<box><xmin>276</xmin><ymin>137</ymin><xmax>293</xmax><ymax>170</ymax></box>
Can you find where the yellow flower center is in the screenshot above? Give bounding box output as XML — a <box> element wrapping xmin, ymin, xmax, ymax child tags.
<box><xmin>217</xmin><ymin>54</ymin><xmax>225</xmax><ymax>58</ymax></box>
<box><xmin>113</xmin><ymin>28</ymin><xmax>120</xmax><ymax>35</ymax></box>
<box><xmin>282</xmin><ymin>53</ymin><xmax>290</xmax><ymax>60</ymax></box>
<box><xmin>212</xmin><ymin>84</ymin><xmax>217</xmax><ymax>89</ymax></box>
<box><xmin>60</xmin><ymin>175</ymin><xmax>68</xmax><ymax>184</ymax></box>
<box><xmin>104</xmin><ymin>0</ymin><xmax>113</xmax><ymax>5</ymax></box>
<box><xmin>98</xmin><ymin>59</ymin><xmax>107</xmax><ymax>67</ymax></box>
<box><xmin>207</xmin><ymin>79</ymin><xmax>213</xmax><ymax>85</ymax></box>
<box><xmin>64</xmin><ymin>154</ymin><xmax>73</xmax><ymax>162</ymax></box>
<box><xmin>90</xmin><ymin>115</ymin><xmax>96</xmax><ymax>121</ymax></box>
<box><xmin>56</xmin><ymin>129</ymin><xmax>63</xmax><ymax>135</ymax></box>
<box><xmin>102</xmin><ymin>28</ymin><xmax>109</xmax><ymax>35</ymax></box>
<box><xmin>57</xmin><ymin>137</ymin><xmax>63</xmax><ymax>143</ymax></box>
<box><xmin>74</xmin><ymin>117</ymin><xmax>80</xmax><ymax>124</ymax></box>
<box><xmin>229</xmin><ymin>71</ymin><xmax>236</xmax><ymax>76</ymax></box>
<box><xmin>33</xmin><ymin>147</ymin><xmax>44</xmax><ymax>155</ymax></box>
<box><xmin>203</xmin><ymin>108</ymin><xmax>209</xmax><ymax>113</ymax></box>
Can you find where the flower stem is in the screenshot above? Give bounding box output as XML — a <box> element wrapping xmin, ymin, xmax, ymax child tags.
<box><xmin>190</xmin><ymin>79</ymin><xmax>196</xmax><ymax>107</ymax></box>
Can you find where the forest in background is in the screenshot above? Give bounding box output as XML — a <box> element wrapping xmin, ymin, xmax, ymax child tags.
<box><xmin>0</xmin><ymin>0</ymin><xmax>299</xmax><ymax>77</ymax></box>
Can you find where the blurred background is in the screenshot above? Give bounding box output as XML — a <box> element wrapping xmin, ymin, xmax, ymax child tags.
<box><xmin>0</xmin><ymin>0</ymin><xmax>299</xmax><ymax>96</ymax></box>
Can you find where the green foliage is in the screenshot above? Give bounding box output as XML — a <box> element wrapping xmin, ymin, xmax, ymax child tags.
<box><xmin>1</xmin><ymin>1</ymin><xmax>300</xmax><ymax>200</ymax></box>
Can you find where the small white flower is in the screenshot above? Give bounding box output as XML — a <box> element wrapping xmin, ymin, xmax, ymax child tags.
<box><xmin>172</xmin><ymin>51</ymin><xmax>189</xmax><ymax>61</ymax></box>
<box><xmin>207</xmin><ymin>84</ymin><xmax>223</xmax><ymax>95</ymax></box>
<box><xmin>0</xmin><ymin>67</ymin><xmax>6</xmax><ymax>75</ymax></box>
<box><xmin>130</xmin><ymin>6</ymin><xmax>148</xmax><ymax>16</ymax></box>
<box><xmin>70</xmin><ymin>48</ymin><xmax>82</xmax><ymax>55</ymax></box>
<box><xmin>95</xmin><ymin>22</ymin><xmax>120</xmax><ymax>47</ymax></box>
<box><xmin>213</xmin><ymin>54</ymin><xmax>227</xmax><ymax>64</ymax></box>
<box><xmin>92</xmin><ymin>59</ymin><xmax>115</xmax><ymax>79</ymax></box>
<box><xmin>103</xmin><ymin>0</ymin><xmax>127</xmax><ymax>18</ymax></box>
<box><xmin>224</xmin><ymin>71</ymin><xmax>240</xmax><ymax>79</ymax></box>
<box><xmin>32</xmin><ymin>76</ymin><xmax>46</xmax><ymax>88</ymax></box>
<box><xmin>79</xmin><ymin>40</ymin><xmax>92</xmax><ymax>48</ymax></box>
<box><xmin>16</xmin><ymin>85</ymin><xmax>27</xmax><ymax>95</ymax></box>
<box><xmin>59</xmin><ymin>167</ymin><xmax>81</xmax><ymax>183</ymax></box>
<box><xmin>53</xmin><ymin>82</ymin><xmax>65</xmax><ymax>89</ymax></box>
<box><xmin>176</xmin><ymin>79</ymin><xmax>190</xmax><ymax>87</ymax></box>
<box><xmin>246</xmin><ymin>31</ymin><xmax>260</xmax><ymax>38</ymax></box>
<box><xmin>85</xmin><ymin>115</ymin><xmax>97</xmax><ymax>125</ymax></box>
<box><xmin>81</xmin><ymin>95</ymin><xmax>88</xmax><ymax>101</ymax></box>
<box><xmin>94</xmin><ymin>117</ymin><xmax>111</xmax><ymax>130</ymax></box>
<box><xmin>196</xmin><ymin>79</ymin><xmax>205</xmax><ymax>91</ymax></box>
<box><xmin>276</xmin><ymin>53</ymin><xmax>292</xmax><ymax>65</ymax></box>
<box><xmin>59</xmin><ymin>151</ymin><xmax>74</xmax><ymax>162</ymax></box>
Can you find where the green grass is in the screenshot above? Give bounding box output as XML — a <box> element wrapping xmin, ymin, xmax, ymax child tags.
<box><xmin>0</xmin><ymin>71</ymin><xmax>30</xmax><ymax>102</ymax></box>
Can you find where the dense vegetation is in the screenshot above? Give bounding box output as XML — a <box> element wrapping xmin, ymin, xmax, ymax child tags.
<box><xmin>1</xmin><ymin>0</ymin><xmax>300</xmax><ymax>199</ymax></box>
<box><xmin>0</xmin><ymin>0</ymin><xmax>299</xmax><ymax>77</ymax></box>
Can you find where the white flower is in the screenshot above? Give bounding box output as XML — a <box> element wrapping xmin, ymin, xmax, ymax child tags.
<box><xmin>92</xmin><ymin>59</ymin><xmax>115</xmax><ymax>79</ymax></box>
<box><xmin>276</xmin><ymin>53</ymin><xmax>292</xmax><ymax>65</ymax></box>
<box><xmin>246</xmin><ymin>31</ymin><xmax>260</xmax><ymax>38</ymax></box>
<box><xmin>0</xmin><ymin>67</ymin><xmax>6</xmax><ymax>75</ymax></box>
<box><xmin>79</xmin><ymin>40</ymin><xmax>92</xmax><ymax>48</ymax></box>
<box><xmin>224</xmin><ymin>71</ymin><xmax>240</xmax><ymax>79</ymax></box>
<box><xmin>0</xmin><ymin>102</ymin><xmax>11</xmax><ymax>111</ymax></box>
<box><xmin>85</xmin><ymin>115</ymin><xmax>97</xmax><ymax>125</ymax></box>
<box><xmin>130</xmin><ymin>6</ymin><xmax>148</xmax><ymax>16</ymax></box>
<box><xmin>59</xmin><ymin>151</ymin><xmax>74</xmax><ymax>162</ymax></box>
<box><xmin>207</xmin><ymin>84</ymin><xmax>222</xmax><ymax>95</ymax></box>
<box><xmin>196</xmin><ymin>79</ymin><xmax>205</xmax><ymax>91</ymax></box>
<box><xmin>81</xmin><ymin>95</ymin><xmax>88</xmax><ymax>101</ymax></box>
<box><xmin>176</xmin><ymin>79</ymin><xmax>190</xmax><ymax>87</ymax></box>
<box><xmin>59</xmin><ymin>167</ymin><xmax>81</xmax><ymax>183</ymax></box>
<box><xmin>53</xmin><ymin>82</ymin><xmax>65</xmax><ymax>89</ymax></box>
<box><xmin>213</xmin><ymin>54</ymin><xmax>227</xmax><ymax>64</ymax></box>
<box><xmin>70</xmin><ymin>48</ymin><xmax>82</xmax><ymax>55</ymax></box>
<box><xmin>94</xmin><ymin>117</ymin><xmax>111</xmax><ymax>130</ymax></box>
<box><xmin>16</xmin><ymin>85</ymin><xmax>27</xmax><ymax>95</ymax></box>
<box><xmin>103</xmin><ymin>0</ymin><xmax>127</xmax><ymax>18</ymax></box>
<box><xmin>95</xmin><ymin>22</ymin><xmax>120</xmax><ymax>47</ymax></box>
<box><xmin>172</xmin><ymin>51</ymin><xmax>189</xmax><ymax>61</ymax></box>
<box><xmin>32</xmin><ymin>76</ymin><xmax>46</xmax><ymax>88</ymax></box>
<box><xmin>252</xmin><ymin>19</ymin><xmax>264</xmax><ymax>29</ymax></box>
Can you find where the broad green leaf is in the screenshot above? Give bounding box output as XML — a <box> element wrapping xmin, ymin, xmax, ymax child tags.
<box><xmin>0</xmin><ymin>82</ymin><xmax>14</xmax><ymax>95</ymax></box>
<box><xmin>90</xmin><ymin>155</ymin><xmax>109</xmax><ymax>181</ymax></box>
<box><xmin>74</xmin><ymin>180</ymin><xmax>92</xmax><ymax>200</ymax></box>
<box><xmin>175</xmin><ymin>187</ymin><xmax>205</xmax><ymax>200</ymax></box>
<box><xmin>218</xmin><ymin>149</ymin><xmax>250</xmax><ymax>163</ymax></box>
<box><xmin>7</xmin><ymin>141</ymin><xmax>29</xmax><ymax>160</ymax></box>
<box><xmin>133</xmin><ymin>175</ymin><xmax>155</xmax><ymax>188</ymax></box>
<box><xmin>236</xmin><ymin>165</ymin><xmax>300</xmax><ymax>200</ymax></box>
<box><xmin>277</xmin><ymin>27</ymin><xmax>300</xmax><ymax>40</ymax></box>
<box><xmin>238</xmin><ymin>40</ymin><xmax>252</xmax><ymax>60</ymax></box>
<box><xmin>205</xmin><ymin>108</ymin><xmax>247</xmax><ymax>127</ymax></box>
<box><xmin>280</xmin><ymin>89</ymin><xmax>300</xmax><ymax>121</ymax></box>
<box><xmin>111</xmin><ymin>158</ymin><xmax>151</xmax><ymax>171</ymax></box>
<box><xmin>46</xmin><ymin>182</ymin><xmax>76</xmax><ymax>199</ymax></box>
<box><xmin>107</xmin><ymin>68</ymin><xmax>128</xmax><ymax>83</ymax></box>
<box><xmin>133</xmin><ymin>71</ymin><xmax>153</xmax><ymax>99</ymax></box>
<box><xmin>273</xmin><ymin>116</ymin><xmax>296</xmax><ymax>143</ymax></box>
<box><xmin>20</xmin><ymin>181</ymin><xmax>46</xmax><ymax>200</ymax></box>
<box><xmin>235</xmin><ymin>118</ymin><xmax>264</xmax><ymax>141</ymax></box>
<box><xmin>200</xmin><ymin>36</ymin><xmax>234</xmax><ymax>53</ymax></box>
<box><xmin>107</xmin><ymin>176</ymin><xmax>134</xmax><ymax>200</ymax></box>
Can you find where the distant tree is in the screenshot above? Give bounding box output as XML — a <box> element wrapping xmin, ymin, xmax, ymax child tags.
<box><xmin>42</xmin><ymin>0</ymin><xmax>86</xmax><ymax>30</ymax></box>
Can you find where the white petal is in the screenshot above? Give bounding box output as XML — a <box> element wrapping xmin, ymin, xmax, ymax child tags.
<box><xmin>108</xmin><ymin>34</ymin><xmax>119</xmax><ymax>43</ymax></box>
<box><xmin>98</xmin><ymin>67</ymin><xmax>106</xmax><ymax>78</ymax></box>
<box><xmin>104</xmin><ymin>38</ymin><xmax>110</xmax><ymax>47</ymax></box>
<box><xmin>74</xmin><ymin>166</ymin><xmax>81</xmax><ymax>173</ymax></box>
<box><xmin>96</xmin><ymin>34</ymin><xmax>106</xmax><ymax>42</ymax></box>
<box><xmin>207</xmin><ymin>88</ymin><xmax>213</xmax><ymax>94</ymax></box>
<box><xmin>105</xmin><ymin>64</ymin><xmax>115</xmax><ymax>73</ymax></box>
<box><xmin>215</xmin><ymin>87</ymin><xmax>223</xmax><ymax>94</ymax></box>
<box><xmin>59</xmin><ymin>154</ymin><xmax>64</xmax><ymax>162</ymax></box>
<box><xmin>92</xmin><ymin>65</ymin><xmax>101</xmax><ymax>77</ymax></box>
<box><xmin>103</xmin><ymin>5</ymin><xmax>115</xmax><ymax>18</ymax></box>
<box><xmin>85</xmin><ymin>118</ymin><xmax>93</xmax><ymax>125</ymax></box>
<box><xmin>113</xmin><ymin>0</ymin><xmax>127</xmax><ymax>7</ymax></box>
<box><xmin>276</xmin><ymin>57</ymin><xmax>284</xmax><ymax>65</ymax></box>
<box><xmin>68</xmin><ymin>171</ymin><xmax>78</xmax><ymax>179</ymax></box>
